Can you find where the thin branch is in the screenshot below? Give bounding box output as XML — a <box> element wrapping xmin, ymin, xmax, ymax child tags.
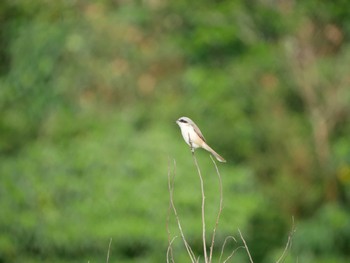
<box><xmin>192</xmin><ymin>150</ymin><xmax>208</xmax><ymax>263</ymax></box>
<box><xmin>106</xmin><ymin>238</ymin><xmax>112</xmax><ymax>263</ymax></box>
<box><xmin>188</xmin><ymin>132</ymin><xmax>208</xmax><ymax>263</ymax></box>
<box><xmin>166</xmin><ymin>158</ymin><xmax>175</xmax><ymax>263</ymax></box>
<box><xmin>167</xmin><ymin>236</ymin><xmax>178</xmax><ymax>263</ymax></box>
<box><xmin>168</xmin><ymin>158</ymin><xmax>197</xmax><ymax>263</ymax></box>
<box><xmin>238</xmin><ymin>229</ymin><xmax>254</xmax><ymax>263</ymax></box>
<box><xmin>218</xmin><ymin>235</ymin><xmax>239</xmax><ymax>263</ymax></box>
<box><xmin>209</xmin><ymin>155</ymin><xmax>224</xmax><ymax>263</ymax></box>
<box><xmin>276</xmin><ymin>217</ymin><xmax>296</xmax><ymax>263</ymax></box>
<box><xmin>223</xmin><ymin>246</ymin><xmax>245</xmax><ymax>263</ymax></box>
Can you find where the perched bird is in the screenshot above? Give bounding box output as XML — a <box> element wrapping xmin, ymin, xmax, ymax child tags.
<box><xmin>176</xmin><ymin>117</ymin><xmax>226</xmax><ymax>162</ymax></box>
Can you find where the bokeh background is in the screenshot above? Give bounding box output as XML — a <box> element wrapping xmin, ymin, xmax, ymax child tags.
<box><xmin>1</xmin><ymin>0</ymin><xmax>350</xmax><ymax>262</ymax></box>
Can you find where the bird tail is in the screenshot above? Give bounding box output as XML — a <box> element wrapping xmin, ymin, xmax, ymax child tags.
<box><xmin>202</xmin><ymin>143</ymin><xmax>226</xmax><ymax>163</ymax></box>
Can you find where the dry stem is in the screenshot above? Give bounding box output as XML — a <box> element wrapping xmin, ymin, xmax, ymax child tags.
<box><xmin>166</xmin><ymin>158</ymin><xmax>175</xmax><ymax>263</ymax></box>
<box><xmin>218</xmin><ymin>236</ymin><xmax>243</xmax><ymax>263</ymax></box>
<box><xmin>167</xmin><ymin>158</ymin><xmax>197</xmax><ymax>263</ymax></box>
<box><xmin>276</xmin><ymin>217</ymin><xmax>296</xmax><ymax>263</ymax></box>
<box><xmin>238</xmin><ymin>229</ymin><xmax>254</xmax><ymax>263</ymax></box>
<box><xmin>167</xmin><ymin>149</ymin><xmax>297</xmax><ymax>263</ymax></box>
<box><xmin>191</xmin><ymin>150</ymin><xmax>208</xmax><ymax>263</ymax></box>
<box><xmin>167</xmin><ymin>236</ymin><xmax>178</xmax><ymax>263</ymax></box>
<box><xmin>106</xmin><ymin>238</ymin><xmax>112</xmax><ymax>263</ymax></box>
<box><xmin>208</xmin><ymin>155</ymin><xmax>224</xmax><ymax>263</ymax></box>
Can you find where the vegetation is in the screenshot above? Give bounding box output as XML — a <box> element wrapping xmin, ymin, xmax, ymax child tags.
<box><xmin>1</xmin><ymin>0</ymin><xmax>350</xmax><ymax>262</ymax></box>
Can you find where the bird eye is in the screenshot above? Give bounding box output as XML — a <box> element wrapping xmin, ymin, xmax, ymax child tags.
<box><xmin>179</xmin><ymin>119</ymin><xmax>187</xmax><ymax>123</ymax></box>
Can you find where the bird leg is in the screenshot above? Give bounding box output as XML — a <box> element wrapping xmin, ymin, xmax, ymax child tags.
<box><xmin>188</xmin><ymin>132</ymin><xmax>195</xmax><ymax>152</ymax></box>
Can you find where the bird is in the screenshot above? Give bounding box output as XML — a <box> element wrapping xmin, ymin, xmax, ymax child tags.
<box><xmin>176</xmin><ymin>117</ymin><xmax>226</xmax><ymax>162</ymax></box>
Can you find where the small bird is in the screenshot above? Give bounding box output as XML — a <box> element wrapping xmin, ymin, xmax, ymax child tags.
<box><xmin>176</xmin><ymin>117</ymin><xmax>226</xmax><ymax>162</ymax></box>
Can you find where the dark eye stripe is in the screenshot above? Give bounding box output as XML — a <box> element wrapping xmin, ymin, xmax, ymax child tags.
<box><xmin>179</xmin><ymin>119</ymin><xmax>187</xmax><ymax>123</ymax></box>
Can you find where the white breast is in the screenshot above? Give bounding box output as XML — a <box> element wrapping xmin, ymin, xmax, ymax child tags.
<box><xmin>180</xmin><ymin>125</ymin><xmax>201</xmax><ymax>148</ymax></box>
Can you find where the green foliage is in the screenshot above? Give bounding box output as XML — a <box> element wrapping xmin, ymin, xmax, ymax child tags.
<box><xmin>1</xmin><ymin>0</ymin><xmax>350</xmax><ymax>262</ymax></box>
<box><xmin>290</xmin><ymin>204</ymin><xmax>350</xmax><ymax>262</ymax></box>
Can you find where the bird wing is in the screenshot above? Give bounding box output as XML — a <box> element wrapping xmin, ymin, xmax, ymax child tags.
<box><xmin>192</xmin><ymin>122</ymin><xmax>206</xmax><ymax>142</ymax></box>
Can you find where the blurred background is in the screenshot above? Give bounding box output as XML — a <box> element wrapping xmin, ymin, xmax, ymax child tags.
<box><xmin>1</xmin><ymin>0</ymin><xmax>350</xmax><ymax>262</ymax></box>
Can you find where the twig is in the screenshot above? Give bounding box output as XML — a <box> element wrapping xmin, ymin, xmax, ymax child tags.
<box><xmin>276</xmin><ymin>216</ymin><xmax>296</xmax><ymax>263</ymax></box>
<box><xmin>188</xmin><ymin>132</ymin><xmax>208</xmax><ymax>263</ymax></box>
<box><xmin>167</xmin><ymin>236</ymin><xmax>178</xmax><ymax>263</ymax></box>
<box><xmin>223</xmin><ymin>246</ymin><xmax>244</xmax><ymax>263</ymax></box>
<box><xmin>191</xmin><ymin>150</ymin><xmax>208</xmax><ymax>263</ymax></box>
<box><xmin>209</xmin><ymin>155</ymin><xmax>223</xmax><ymax>263</ymax></box>
<box><xmin>106</xmin><ymin>238</ymin><xmax>112</xmax><ymax>263</ymax></box>
<box><xmin>238</xmin><ymin>229</ymin><xmax>254</xmax><ymax>263</ymax></box>
<box><xmin>218</xmin><ymin>235</ymin><xmax>240</xmax><ymax>263</ymax></box>
<box><xmin>166</xmin><ymin>158</ymin><xmax>175</xmax><ymax>263</ymax></box>
<box><xmin>168</xmin><ymin>159</ymin><xmax>197</xmax><ymax>263</ymax></box>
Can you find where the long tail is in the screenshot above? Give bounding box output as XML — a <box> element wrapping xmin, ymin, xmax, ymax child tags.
<box><xmin>202</xmin><ymin>143</ymin><xmax>226</xmax><ymax>163</ymax></box>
